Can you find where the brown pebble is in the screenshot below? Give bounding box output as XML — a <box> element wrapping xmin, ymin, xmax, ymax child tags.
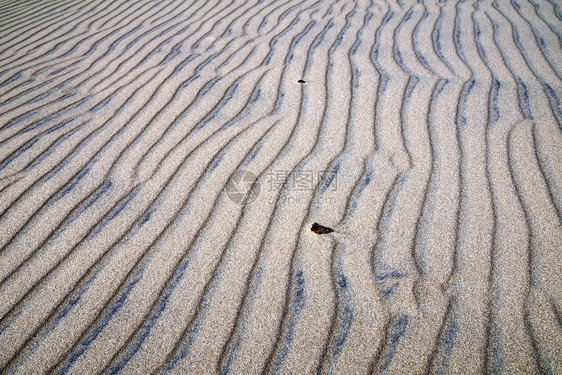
<box><xmin>311</xmin><ymin>222</ymin><xmax>334</xmax><ymax>234</ymax></box>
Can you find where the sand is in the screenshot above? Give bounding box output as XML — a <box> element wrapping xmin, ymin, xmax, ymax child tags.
<box><xmin>0</xmin><ymin>0</ymin><xmax>561</xmax><ymax>373</ymax></box>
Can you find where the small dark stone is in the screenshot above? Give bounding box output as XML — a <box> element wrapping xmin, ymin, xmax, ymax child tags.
<box><xmin>298</xmin><ymin>79</ymin><xmax>306</xmax><ymax>83</ymax></box>
<box><xmin>311</xmin><ymin>222</ymin><xmax>334</xmax><ymax>234</ymax></box>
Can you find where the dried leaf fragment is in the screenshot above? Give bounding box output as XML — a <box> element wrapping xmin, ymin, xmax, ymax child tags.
<box><xmin>311</xmin><ymin>222</ymin><xmax>334</xmax><ymax>234</ymax></box>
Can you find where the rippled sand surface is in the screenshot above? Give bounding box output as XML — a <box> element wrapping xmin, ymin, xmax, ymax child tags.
<box><xmin>0</xmin><ymin>0</ymin><xmax>561</xmax><ymax>373</ymax></box>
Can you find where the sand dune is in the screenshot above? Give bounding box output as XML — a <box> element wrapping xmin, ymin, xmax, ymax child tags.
<box><xmin>0</xmin><ymin>0</ymin><xmax>561</xmax><ymax>373</ymax></box>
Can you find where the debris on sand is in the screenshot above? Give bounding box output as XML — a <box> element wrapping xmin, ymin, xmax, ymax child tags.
<box><xmin>311</xmin><ymin>223</ymin><xmax>334</xmax><ymax>234</ymax></box>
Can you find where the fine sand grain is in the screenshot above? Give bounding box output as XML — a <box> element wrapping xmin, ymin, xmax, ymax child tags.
<box><xmin>0</xmin><ymin>0</ymin><xmax>561</xmax><ymax>374</ymax></box>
